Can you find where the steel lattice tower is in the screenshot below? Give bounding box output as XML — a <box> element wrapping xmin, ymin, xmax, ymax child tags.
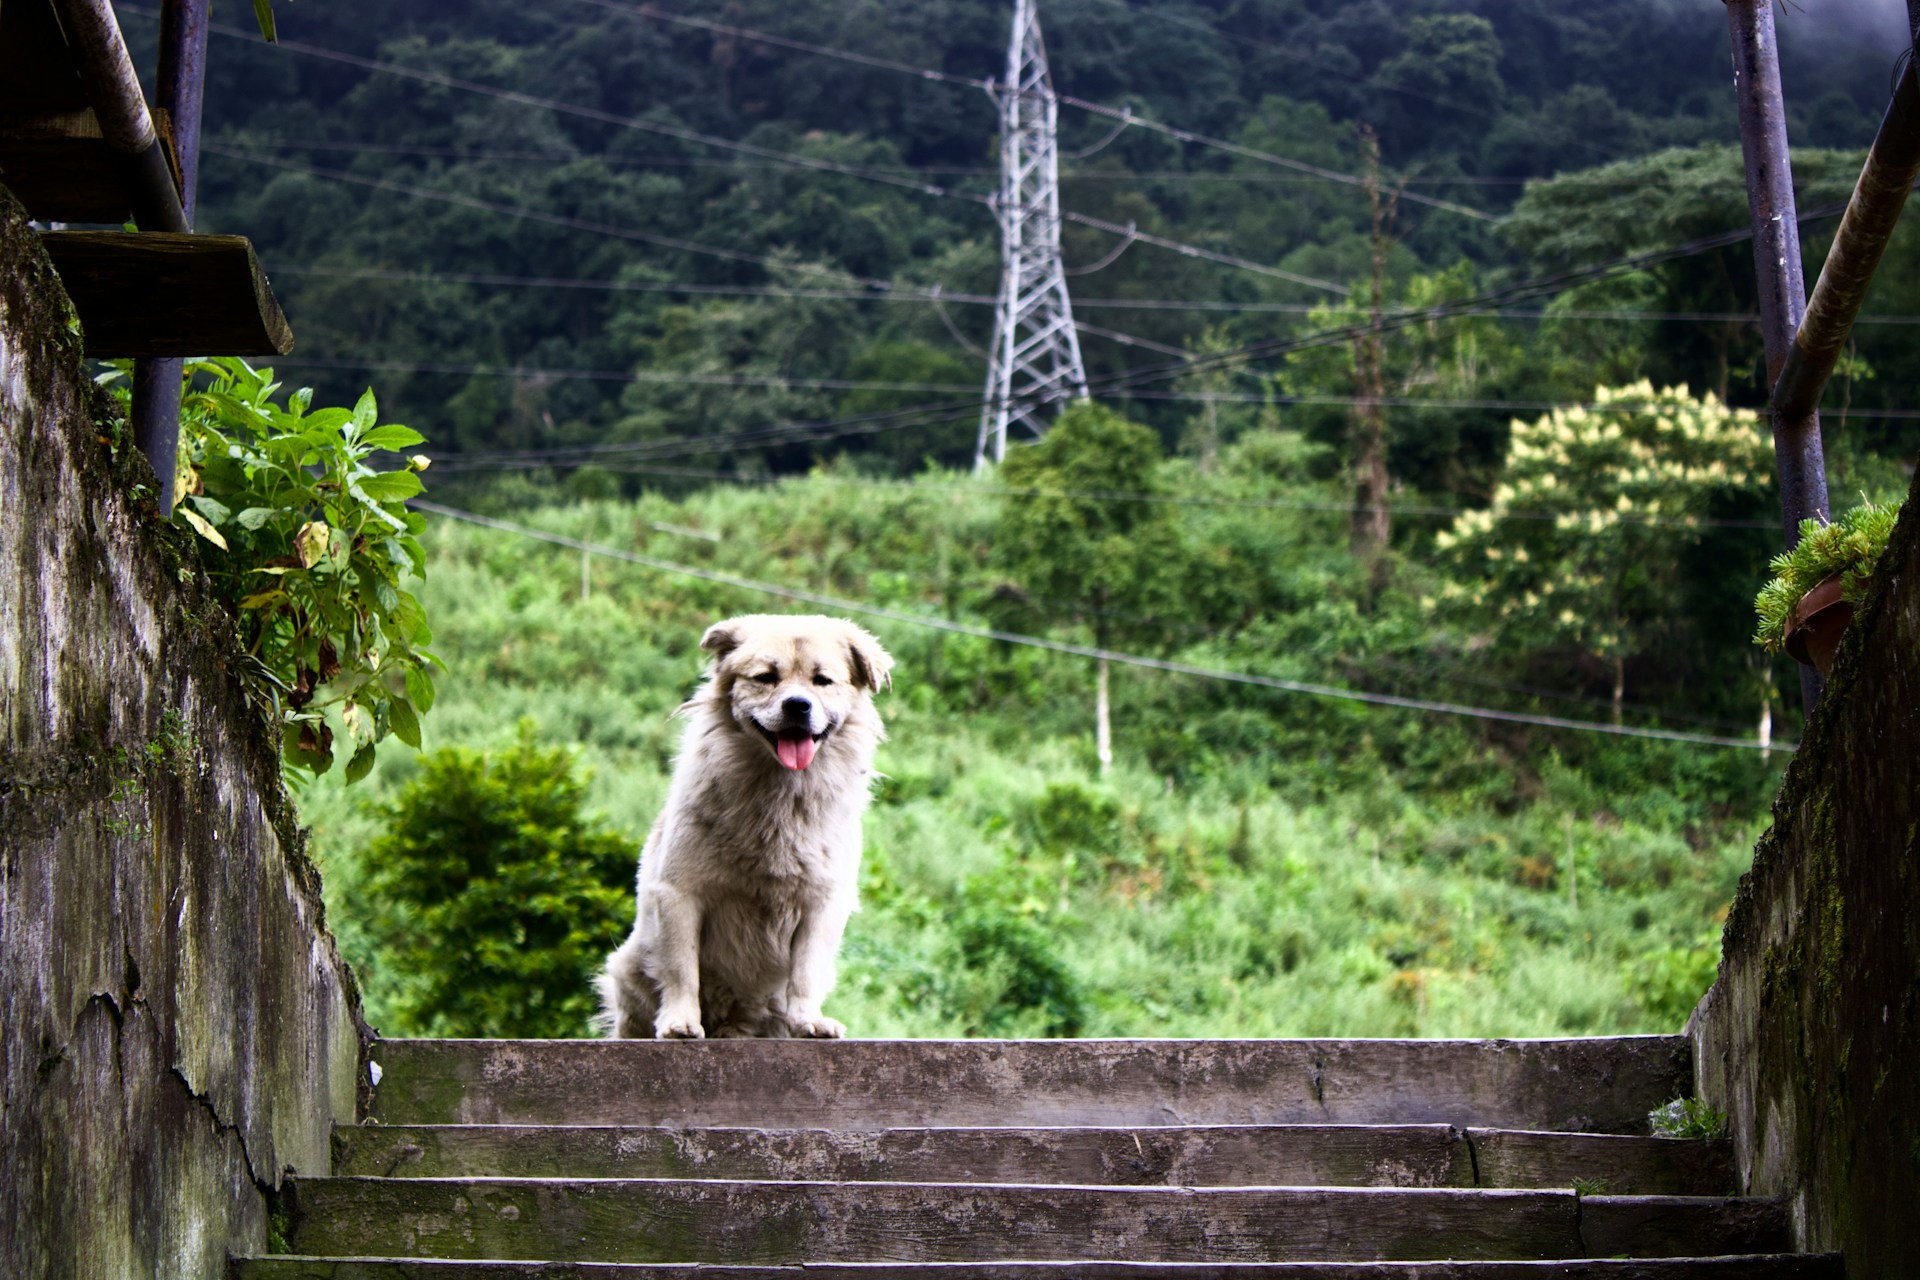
<box><xmin>975</xmin><ymin>0</ymin><xmax>1088</xmax><ymax>471</ymax></box>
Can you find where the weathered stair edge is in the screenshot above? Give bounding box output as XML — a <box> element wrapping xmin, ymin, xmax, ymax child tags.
<box><xmin>279</xmin><ymin>1179</ymin><xmax>1788</xmax><ymax>1264</ymax></box>
<box><xmin>368</xmin><ymin>1037</ymin><xmax>1691</xmax><ymax>1134</ymax></box>
<box><xmin>232</xmin><ymin>1255</ymin><xmax>1846</xmax><ymax>1279</ymax></box>
<box><xmin>332</xmin><ymin>1123</ymin><xmax>1734</xmax><ymax>1195</ymax></box>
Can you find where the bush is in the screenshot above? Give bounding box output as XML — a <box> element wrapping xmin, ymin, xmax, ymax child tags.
<box><xmin>355</xmin><ymin>722</ymin><xmax>639</xmax><ymax>1037</ymax></box>
<box><xmin>939</xmin><ymin>905</ymin><xmax>1088</xmax><ymax>1038</ymax></box>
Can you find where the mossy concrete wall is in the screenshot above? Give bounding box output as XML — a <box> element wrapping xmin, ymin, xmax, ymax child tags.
<box><xmin>0</xmin><ymin>185</ymin><xmax>369</xmax><ymax>1277</ymax></box>
<box><xmin>1691</xmin><ymin>465</ymin><xmax>1920</xmax><ymax>1275</ymax></box>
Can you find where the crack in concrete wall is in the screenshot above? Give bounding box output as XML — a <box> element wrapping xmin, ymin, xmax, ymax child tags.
<box><xmin>0</xmin><ymin>182</ymin><xmax>372</xmax><ymax>1278</ymax></box>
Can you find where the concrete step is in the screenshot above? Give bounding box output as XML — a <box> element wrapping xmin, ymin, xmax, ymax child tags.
<box><xmin>233</xmin><ymin>1258</ymin><xmax>1847</xmax><ymax>1280</ymax></box>
<box><xmin>332</xmin><ymin>1124</ymin><xmax>1733</xmax><ymax>1195</ymax></box>
<box><xmin>278</xmin><ymin>1178</ymin><xmax>1787</xmax><ymax>1264</ymax></box>
<box><xmin>367</xmin><ymin>1038</ymin><xmax>1690</xmax><ymax>1134</ymax></box>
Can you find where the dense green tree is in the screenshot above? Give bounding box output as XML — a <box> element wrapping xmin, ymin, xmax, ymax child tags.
<box><xmin>994</xmin><ymin>402</ymin><xmax>1183</xmax><ymax>773</ymax></box>
<box><xmin>354</xmin><ymin>724</ymin><xmax>639</xmax><ymax>1037</ymax></box>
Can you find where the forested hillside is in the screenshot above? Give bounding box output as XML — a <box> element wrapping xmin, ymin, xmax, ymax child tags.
<box><xmin>129</xmin><ymin>0</ymin><xmax>1920</xmax><ymax>1037</ymax></box>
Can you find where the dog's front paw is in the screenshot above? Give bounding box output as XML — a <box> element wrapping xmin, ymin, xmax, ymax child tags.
<box><xmin>654</xmin><ymin>1006</ymin><xmax>706</xmax><ymax>1039</ymax></box>
<box><xmin>787</xmin><ymin>1013</ymin><xmax>845</xmax><ymax>1039</ymax></box>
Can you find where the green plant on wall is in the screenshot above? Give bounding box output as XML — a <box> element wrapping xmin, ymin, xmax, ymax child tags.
<box><xmin>1753</xmin><ymin>499</ymin><xmax>1899</xmax><ymax>652</ymax></box>
<box><xmin>115</xmin><ymin>356</ymin><xmax>442</xmax><ymax>780</ymax></box>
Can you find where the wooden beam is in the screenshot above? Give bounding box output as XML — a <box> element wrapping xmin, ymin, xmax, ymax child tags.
<box><xmin>39</xmin><ymin>230</ymin><xmax>293</xmax><ymax>358</ymax></box>
<box><xmin>0</xmin><ymin>110</ymin><xmax>131</xmax><ymax>223</ymax></box>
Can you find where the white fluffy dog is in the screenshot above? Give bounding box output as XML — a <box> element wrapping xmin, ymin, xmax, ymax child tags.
<box><xmin>597</xmin><ymin>614</ymin><xmax>892</xmax><ymax>1039</ymax></box>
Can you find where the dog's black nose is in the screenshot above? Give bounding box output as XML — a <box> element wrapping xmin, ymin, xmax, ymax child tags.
<box><xmin>782</xmin><ymin>695</ymin><xmax>813</xmax><ymax>719</ymax></box>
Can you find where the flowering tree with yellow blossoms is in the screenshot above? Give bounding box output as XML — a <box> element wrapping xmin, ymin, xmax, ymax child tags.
<box><xmin>1434</xmin><ymin>382</ymin><xmax>1772</xmax><ymax>722</ymax></box>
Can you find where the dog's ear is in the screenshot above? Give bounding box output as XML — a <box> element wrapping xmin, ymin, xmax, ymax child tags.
<box><xmin>843</xmin><ymin>623</ymin><xmax>894</xmax><ymax>692</ymax></box>
<box><xmin>700</xmin><ymin>618</ymin><xmax>745</xmax><ymax>659</ymax></box>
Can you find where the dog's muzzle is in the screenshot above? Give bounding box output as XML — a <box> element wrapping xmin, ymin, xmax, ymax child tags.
<box><xmin>759</xmin><ymin>696</ymin><xmax>831</xmax><ymax>771</ymax></box>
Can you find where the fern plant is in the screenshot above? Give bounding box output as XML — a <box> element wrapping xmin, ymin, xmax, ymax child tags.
<box><xmin>1753</xmin><ymin>500</ymin><xmax>1899</xmax><ymax>653</ymax></box>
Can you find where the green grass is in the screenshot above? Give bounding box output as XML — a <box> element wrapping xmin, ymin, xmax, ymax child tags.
<box><xmin>296</xmin><ymin>473</ymin><xmax>1774</xmax><ymax>1040</ymax></box>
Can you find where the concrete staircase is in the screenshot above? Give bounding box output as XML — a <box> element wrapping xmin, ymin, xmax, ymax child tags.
<box><xmin>232</xmin><ymin>1036</ymin><xmax>1840</xmax><ymax>1278</ymax></box>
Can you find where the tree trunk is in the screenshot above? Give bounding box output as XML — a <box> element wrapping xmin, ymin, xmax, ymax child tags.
<box><xmin>1611</xmin><ymin>652</ymin><xmax>1625</xmax><ymax>726</ymax></box>
<box><xmin>1348</xmin><ymin>127</ymin><xmax>1397</xmax><ymax>580</ymax></box>
<box><xmin>1095</xmin><ymin>654</ymin><xmax>1113</xmax><ymax>776</ymax></box>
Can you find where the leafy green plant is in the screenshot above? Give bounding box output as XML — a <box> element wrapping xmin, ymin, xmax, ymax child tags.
<box><xmin>1649</xmin><ymin>1097</ymin><xmax>1729</xmax><ymax>1140</ymax></box>
<box><xmin>162</xmin><ymin>357</ymin><xmax>441</xmax><ymax>780</ymax></box>
<box><xmin>1624</xmin><ymin>934</ymin><xmax>1720</xmax><ymax>1028</ymax></box>
<box><xmin>354</xmin><ymin>722</ymin><xmax>640</xmax><ymax>1038</ymax></box>
<box><xmin>1753</xmin><ymin>500</ymin><xmax>1899</xmax><ymax>652</ymax></box>
<box><xmin>939</xmin><ymin>903</ymin><xmax>1088</xmax><ymax>1038</ymax></box>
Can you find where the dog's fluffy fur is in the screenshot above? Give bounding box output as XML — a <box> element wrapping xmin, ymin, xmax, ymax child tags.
<box><xmin>596</xmin><ymin>614</ymin><xmax>892</xmax><ymax>1039</ymax></box>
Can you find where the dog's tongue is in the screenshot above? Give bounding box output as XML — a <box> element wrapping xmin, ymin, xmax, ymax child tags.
<box><xmin>776</xmin><ymin>730</ymin><xmax>817</xmax><ymax>771</ymax></box>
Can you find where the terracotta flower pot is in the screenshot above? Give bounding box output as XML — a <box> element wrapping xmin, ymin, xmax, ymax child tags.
<box><xmin>1783</xmin><ymin>575</ymin><xmax>1854</xmax><ymax>676</ymax></box>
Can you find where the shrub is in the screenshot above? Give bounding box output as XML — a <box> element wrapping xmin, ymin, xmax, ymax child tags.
<box><xmin>355</xmin><ymin>722</ymin><xmax>639</xmax><ymax>1037</ymax></box>
<box><xmin>1625</xmin><ymin>935</ymin><xmax>1720</xmax><ymax>1029</ymax></box>
<box><xmin>939</xmin><ymin>905</ymin><xmax>1088</xmax><ymax>1038</ymax></box>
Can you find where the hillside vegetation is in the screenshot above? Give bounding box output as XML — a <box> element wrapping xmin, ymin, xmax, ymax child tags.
<box><xmin>299</xmin><ymin>446</ymin><xmax>1780</xmax><ymax>1040</ymax></box>
<box><xmin>139</xmin><ymin>0</ymin><xmax>1920</xmax><ymax>1038</ymax></box>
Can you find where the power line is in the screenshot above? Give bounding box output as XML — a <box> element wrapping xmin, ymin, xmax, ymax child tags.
<box><xmin>1064</xmin><ymin>211</ymin><xmax>1348</xmax><ymax>294</ymax></box>
<box><xmin>216</xmin><ymin>129</ymin><xmax>1340</xmax><ymax>297</ymax></box>
<box><xmin>412</xmin><ymin>498</ymin><xmax>1790</xmax><ymax>753</ymax></box>
<box><xmin>265</xmin><ymin>263</ymin><xmax>1920</xmax><ymax>326</ymax></box>
<box><xmin>121</xmin><ymin>4</ymin><xmax>992</xmax><ymax>209</ymax></box>
<box><xmin>1076</xmin><ymin>0</ymin><xmax>1620</xmax><ymax>165</ymax></box>
<box><xmin>1066</xmin><ymin>195</ymin><xmax>1866</xmax><ymax>403</ymax></box>
<box><xmin>1053</xmin><ymin>92</ymin><xmax>1496</xmax><ymax>223</ymax></box>
<box><xmin>206</xmin><ymin>145</ymin><xmax>906</xmax><ymax>289</ymax></box>
<box><xmin>448</xmin><ymin>460</ymin><xmax>1779</xmax><ymax>533</ymax></box>
<box><xmin>602</xmin><ymin>0</ymin><xmax>1496</xmax><ymax>221</ymax></box>
<box><xmin>278</xmin><ymin>346</ymin><xmax>1920</xmax><ymax>441</ymax></box>
<box><xmin>215</xmin><ymin>137</ymin><xmax>1699</xmax><ymax>187</ymax></box>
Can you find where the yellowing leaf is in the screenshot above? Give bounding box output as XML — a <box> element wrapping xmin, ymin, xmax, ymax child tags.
<box><xmin>295</xmin><ymin>521</ymin><xmax>331</xmax><ymax>568</ymax></box>
<box><xmin>179</xmin><ymin>506</ymin><xmax>229</xmax><ymax>550</ymax></box>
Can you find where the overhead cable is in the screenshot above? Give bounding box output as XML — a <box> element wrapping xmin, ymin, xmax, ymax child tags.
<box><xmin>598</xmin><ymin>0</ymin><xmax>1496</xmax><ymax>221</ymax></box>
<box><xmin>266</xmin><ymin>264</ymin><xmax>1920</xmax><ymax>326</ymax></box>
<box><xmin>412</xmin><ymin>499</ymin><xmax>1790</xmax><ymax>753</ymax></box>
<box><xmin>124</xmin><ymin>4</ymin><xmax>989</xmax><ymax>206</ymax></box>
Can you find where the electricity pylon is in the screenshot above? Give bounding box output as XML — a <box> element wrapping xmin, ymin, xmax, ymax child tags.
<box><xmin>975</xmin><ymin>0</ymin><xmax>1088</xmax><ymax>471</ymax></box>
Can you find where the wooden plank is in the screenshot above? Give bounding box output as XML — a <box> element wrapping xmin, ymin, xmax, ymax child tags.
<box><xmin>233</xmin><ymin>1255</ymin><xmax>1851</xmax><ymax>1280</ymax></box>
<box><xmin>0</xmin><ymin>120</ymin><xmax>131</xmax><ymax>223</ymax></box>
<box><xmin>1580</xmin><ymin>1197</ymin><xmax>1791</xmax><ymax>1261</ymax></box>
<box><xmin>367</xmin><ymin>1038</ymin><xmax>1692</xmax><ymax>1135</ymax></box>
<box><xmin>0</xmin><ymin>0</ymin><xmax>89</xmax><ymax>117</ymax></box>
<box><xmin>331</xmin><ymin>1123</ymin><xmax>1474</xmax><ymax>1188</ymax></box>
<box><xmin>1467</xmin><ymin>1131</ymin><xmax>1736</xmax><ymax>1196</ymax></box>
<box><xmin>284</xmin><ymin>1178</ymin><xmax>1595</xmax><ymax>1264</ymax></box>
<box><xmin>37</xmin><ymin>230</ymin><xmax>293</xmax><ymax>356</ymax></box>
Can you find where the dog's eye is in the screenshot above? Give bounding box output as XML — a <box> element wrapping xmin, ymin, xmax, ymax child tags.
<box><xmin>753</xmin><ymin>671</ymin><xmax>779</xmax><ymax>685</ymax></box>
<box><xmin>812</xmin><ymin>674</ymin><xmax>833</xmax><ymax>687</ymax></box>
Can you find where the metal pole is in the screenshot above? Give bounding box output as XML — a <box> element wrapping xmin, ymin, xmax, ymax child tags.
<box><xmin>156</xmin><ymin>0</ymin><xmax>210</xmax><ymax>227</ymax></box>
<box><xmin>1724</xmin><ymin>0</ymin><xmax>1829</xmax><ymax>712</ymax></box>
<box><xmin>1774</xmin><ymin>61</ymin><xmax>1920</xmax><ymax>422</ymax></box>
<box><xmin>133</xmin><ymin>0</ymin><xmax>211</xmax><ymax>515</ymax></box>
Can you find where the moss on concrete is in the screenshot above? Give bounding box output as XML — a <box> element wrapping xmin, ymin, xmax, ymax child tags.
<box><xmin>0</xmin><ymin>181</ymin><xmax>371</xmax><ymax>1278</ymax></box>
<box><xmin>1690</xmin><ymin>463</ymin><xmax>1920</xmax><ymax>1274</ymax></box>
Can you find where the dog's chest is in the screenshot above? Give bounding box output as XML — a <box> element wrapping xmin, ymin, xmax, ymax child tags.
<box><xmin>691</xmin><ymin>780</ymin><xmax>858</xmax><ymax>885</ymax></box>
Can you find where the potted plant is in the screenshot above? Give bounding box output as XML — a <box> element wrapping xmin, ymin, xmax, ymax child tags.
<box><xmin>1753</xmin><ymin>499</ymin><xmax>1900</xmax><ymax>675</ymax></box>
